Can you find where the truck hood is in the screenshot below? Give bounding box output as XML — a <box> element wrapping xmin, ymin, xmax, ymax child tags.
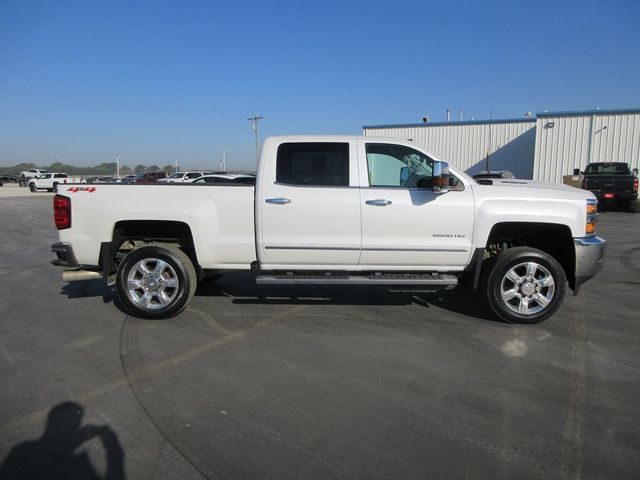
<box><xmin>483</xmin><ymin>178</ymin><xmax>579</xmax><ymax>192</ymax></box>
<box><xmin>470</xmin><ymin>178</ymin><xmax>595</xmax><ymax>202</ymax></box>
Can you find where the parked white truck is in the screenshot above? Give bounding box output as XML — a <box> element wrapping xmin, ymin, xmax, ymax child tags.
<box><xmin>30</xmin><ymin>173</ymin><xmax>85</xmax><ymax>192</ymax></box>
<box><xmin>51</xmin><ymin>136</ymin><xmax>606</xmax><ymax>323</ymax></box>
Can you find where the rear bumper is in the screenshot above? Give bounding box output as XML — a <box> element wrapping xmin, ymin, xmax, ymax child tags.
<box><xmin>574</xmin><ymin>237</ymin><xmax>606</xmax><ymax>294</ymax></box>
<box><xmin>51</xmin><ymin>242</ymin><xmax>79</xmax><ymax>267</ymax></box>
<box><xmin>590</xmin><ymin>190</ymin><xmax>638</xmax><ymax>202</ymax></box>
<box><xmin>52</xmin><ymin>242</ymin><xmax>107</xmax><ymax>282</ymax></box>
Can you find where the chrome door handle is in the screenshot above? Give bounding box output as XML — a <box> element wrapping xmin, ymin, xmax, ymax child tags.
<box><xmin>265</xmin><ymin>197</ymin><xmax>291</xmax><ymax>205</ymax></box>
<box><xmin>365</xmin><ymin>199</ymin><xmax>392</xmax><ymax>206</ymax></box>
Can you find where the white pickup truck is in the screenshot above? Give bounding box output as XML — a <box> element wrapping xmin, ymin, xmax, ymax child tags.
<box><xmin>30</xmin><ymin>173</ymin><xmax>84</xmax><ymax>192</ymax></box>
<box><xmin>51</xmin><ymin>136</ymin><xmax>606</xmax><ymax>323</ymax></box>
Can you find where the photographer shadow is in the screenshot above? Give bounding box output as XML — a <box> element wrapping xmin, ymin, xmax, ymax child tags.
<box><xmin>0</xmin><ymin>401</ymin><xmax>125</xmax><ymax>480</ymax></box>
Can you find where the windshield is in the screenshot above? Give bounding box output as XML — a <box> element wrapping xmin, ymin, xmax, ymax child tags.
<box><xmin>168</xmin><ymin>172</ymin><xmax>183</xmax><ymax>178</ymax></box>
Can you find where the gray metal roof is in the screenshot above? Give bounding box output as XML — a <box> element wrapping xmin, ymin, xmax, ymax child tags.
<box><xmin>364</xmin><ymin>107</ymin><xmax>640</xmax><ymax>129</ymax></box>
<box><xmin>363</xmin><ymin>118</ymin><xmax>535</xmax><ymax>130</ymax></box>
<box><xmin>536</xmin><ymin>107</ymin><xmax>640</xmax><ymax>118</ymax></box>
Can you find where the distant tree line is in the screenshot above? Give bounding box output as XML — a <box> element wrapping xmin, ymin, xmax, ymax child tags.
<box><xmin>0</xmin><ymin>162</ymin><xmax>177</xmax><ymax>177</ymax></box>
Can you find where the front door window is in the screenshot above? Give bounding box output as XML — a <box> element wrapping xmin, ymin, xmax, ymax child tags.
<box><xmin>366</xmin><ymin>143</ymin><xmax>433</xmax><ymax>188</ymax></box>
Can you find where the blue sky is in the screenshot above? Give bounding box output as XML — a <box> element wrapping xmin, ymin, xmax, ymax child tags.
<box><xmin>1</xmin><ymin>0</ymin><xmax>639</xmax><ymax>171</ymax></box>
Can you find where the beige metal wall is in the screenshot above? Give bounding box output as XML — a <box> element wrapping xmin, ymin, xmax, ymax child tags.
<box><xmin>364</xmin><ymin>120</ymin><xmax>537</xmax><ymax>179</ymax></box>
<box><xmin>533</xmin><ymin>112</ymin><xmax>640</xmax><ymax>182</ymax></box>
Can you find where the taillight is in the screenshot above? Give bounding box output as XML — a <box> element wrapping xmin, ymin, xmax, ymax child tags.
<box><xmin>585</xmin><ymin>199</ymin><xmax>598</xmax><ymax>236</ymax></box>
<box><xmin>53</xmin><ymin>195</ymin><xmax>71</xmax><ymax>230</ymax></box>
<box><xmin>581</xmin><ymin>178</ymin><xmax>588</xmax><ymax>189</ymax></box>
<box><xmin>634</xmin><ymin>177</ymin><xmax>638</xmax><ymax>193</ymax></box>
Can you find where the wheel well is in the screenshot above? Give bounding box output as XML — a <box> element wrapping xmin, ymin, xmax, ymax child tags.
<box><xmin>109</xmin><ymin>220</ymin><xmax>198</xmax><ymax>272</ymax></box>
<box><xmin>485</xmin><ymin>222</ymin><xmax>576</xmax><ymax>290</ymax></box>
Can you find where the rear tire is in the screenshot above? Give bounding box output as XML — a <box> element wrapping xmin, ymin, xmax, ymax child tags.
<box><xmin>29</xmin><ymin>183</ymin><xmax>37</xmax><ymax>192</ymax></box>
<box><xmin>116</xmin><ymin>244</ymin><xmax>197</xmax><ymax>319</ymax></box>
<box><xmin>485</xmin><ymin>247</ymin><xmax>566</xmax><ymax>324</ymax></box>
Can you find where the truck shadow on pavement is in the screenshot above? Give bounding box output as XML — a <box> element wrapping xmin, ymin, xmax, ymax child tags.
<box><xmin>197</xmin><ymin>273</ymin><xmax>501</xmax><ymax>323</ymax></box>
<box><xmin>0</xmin><ymin>401</ymin><xmax>126</xmax><ymax>480</ymax></box>
<box><xmin>58</xmin><ymin>273</ymin><xmax>500</xmax><ymax>323</ymax></box>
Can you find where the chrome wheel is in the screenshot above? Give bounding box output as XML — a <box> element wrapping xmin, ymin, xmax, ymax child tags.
<box><xmin>499</xmin><ymin>261</ymin><xmax>555</xmax><ymax>316</ymax></box>
<box><xmin>116</xmin><ymin>244</ymin><xmax>197</xmax><ymax>319</ymax></box>
<box><xmin>126</xmin><ymin>257</ymin><xmax>179</xmax><ymax>310</ymax></box>
<box><xmin>486</xmin><ymin>247</ymin><xmax>566</xmax><ymax>324</ymax></box>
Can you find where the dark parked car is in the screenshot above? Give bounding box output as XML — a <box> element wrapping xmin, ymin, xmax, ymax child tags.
<box><xmin>580</xmin><ymin>162</ymin><xmax>638</xmax><ymax>211</ymax></box>
<box><xmin>1</xmin><ymin>175</ymin><xmax>18</xmax><ymax>185</ymax></box>
<box><xmin>131</xmin><ymin>171</ymin><xmax>168</xmax><ymax>184</ymax></box>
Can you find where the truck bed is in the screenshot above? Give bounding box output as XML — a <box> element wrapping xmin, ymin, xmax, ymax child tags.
<box><xmin>57</xmin><ymin>183</ymin><xmax>256</xmax><ymax>268</ymax></box>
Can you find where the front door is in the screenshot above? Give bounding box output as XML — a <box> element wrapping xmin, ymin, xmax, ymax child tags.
<box><xmin>358</xmin><ymin>140</ymin><xmax>474</xmax><ymax>269</ymax></box>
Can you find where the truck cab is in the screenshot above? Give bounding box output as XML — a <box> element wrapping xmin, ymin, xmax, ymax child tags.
<box><xmin>255</xmin><ymin>137</ymin><xmax>474</xmax><ymax>270</ymax></box>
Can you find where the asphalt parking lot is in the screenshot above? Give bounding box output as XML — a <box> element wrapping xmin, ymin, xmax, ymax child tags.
<box><xmin>1</xmin><ymin>187</ymin><xmax>639</xmax><ymax>479</ymax></box>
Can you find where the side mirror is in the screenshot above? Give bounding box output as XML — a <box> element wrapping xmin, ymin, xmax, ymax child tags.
<box><xmin>633</xmin><ymin>168</ymin><xmax>639</xmax><ymax>176</ymax></box>
<box><xmin>432</xmin><ymin>161</ymin><xmax>450</xmax><ymax>193</ymax></box>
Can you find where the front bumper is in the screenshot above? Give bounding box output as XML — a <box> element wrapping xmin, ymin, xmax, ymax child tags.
<box><xmin>574</xmin><ymin>236</ymin><xmax>606</xmax><ymax>294</ymax></box>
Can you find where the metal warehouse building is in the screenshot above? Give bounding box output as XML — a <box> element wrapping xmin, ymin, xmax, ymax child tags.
<box><xmin>363</xmin><ymin>107</ymin><xmax>640</xmax><ymax>183</ymax></box>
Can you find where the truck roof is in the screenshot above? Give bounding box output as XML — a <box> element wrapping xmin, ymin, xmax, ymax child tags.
<box><xmin>264</xmin><ymin>135</ymin><xmax>443</xmax><ymax>161</ymax></box>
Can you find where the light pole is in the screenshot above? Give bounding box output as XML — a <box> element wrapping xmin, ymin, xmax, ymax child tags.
<box><xmin>221</xmin><ymin>150</ymin><xmax>227</xmax><ymax>172</ymax></box>
<box><xmin>116</xmin><ymin>154</ymin><xmax>120</xmax><ymax>179</ymax></box>
<box><xmin>247</xmin><ymin>115</ymin><xmax>263</xmax><ymax>167</ymax></box>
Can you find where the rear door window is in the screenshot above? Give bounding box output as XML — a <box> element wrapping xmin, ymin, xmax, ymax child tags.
<box><xmin>276</xmin><ymin>142</ymin><xmax>349</xmax><ymax>186</ymax></box>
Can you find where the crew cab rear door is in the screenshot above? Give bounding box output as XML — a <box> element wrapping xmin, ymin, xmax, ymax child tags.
<box><xmin>257</xmin><ymin>140</ymin><xmax>361</xmax><ymax>267</ymax></box>
<box><xmin>357</xmin><ymin>140</ymin><xmax>474</xmax><ymax>269</ymax></box>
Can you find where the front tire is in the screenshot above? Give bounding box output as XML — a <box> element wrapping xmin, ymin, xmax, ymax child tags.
<box><xmin>29</xmin><ymin>183</ymin><xmax>37</xmax><ymax>192</ymax></box>
<box><xmin>485</xmin><ymin>247</ymin><xmax>566</xmax><ymax>324</ymax></box>
<box><xmin>116</xmin><ymin>244</ymin><xmax>197</xmax><ymax>319</ymax></box>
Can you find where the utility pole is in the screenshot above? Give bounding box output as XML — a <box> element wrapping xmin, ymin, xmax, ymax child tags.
<box><xmin>116</xmin><ymin>154</ymin><xmax>120</xmax><ymax>179</ymax></box>
<box><xmin>175</xmin><ymin>157</ymin><xmax>179</xmax><ymax>173</ymax></box>
<box><xmin>221</xmin><ymin>150</ymin><xmax>227</xmax><ymax>172</ymax></box>
<box><xmin>485</xmin><ymin>108</ymin><xmax>493</xmax><ymax>171</ymax></box>
<box><xmin>247</xmin><ymin>115</ymin><xmax>263</xmax><ymax>167</ymax></box>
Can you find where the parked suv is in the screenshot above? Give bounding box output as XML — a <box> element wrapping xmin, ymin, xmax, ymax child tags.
<box><xmin>20</xmin><ymin>168</ymin><xmax>48</xmax><ymax>186</ymax></box>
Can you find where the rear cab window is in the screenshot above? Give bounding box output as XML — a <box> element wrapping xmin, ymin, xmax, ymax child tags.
<box><xmin>276</xmin><ymin>142</ymin><xmax>349</xmax><ymax>187</ymax></box>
